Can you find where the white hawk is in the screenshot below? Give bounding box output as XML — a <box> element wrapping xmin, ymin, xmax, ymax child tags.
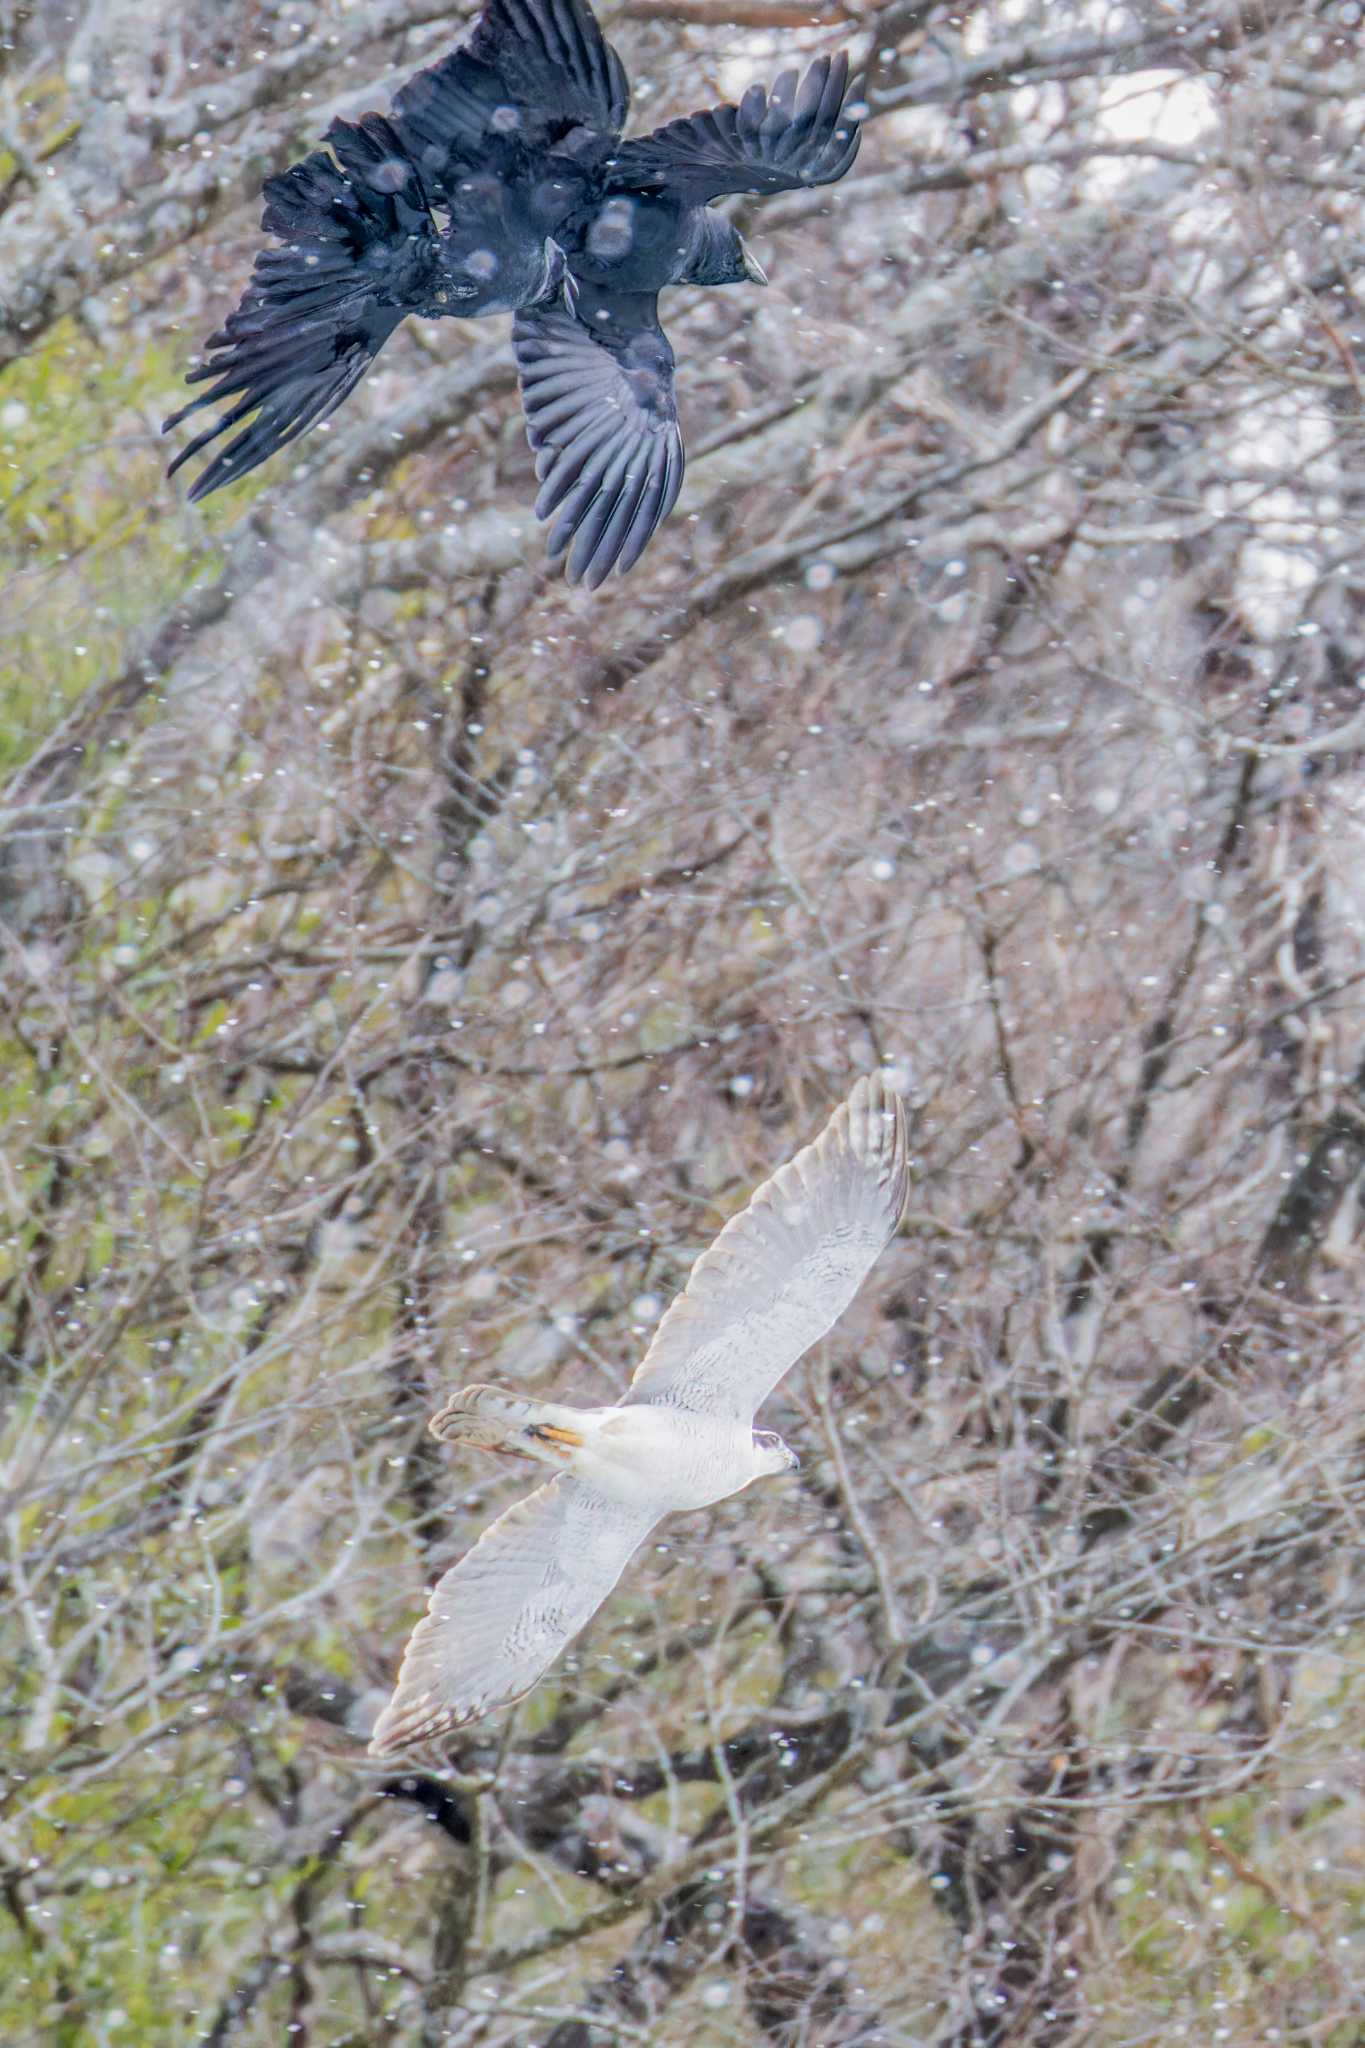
<box><xmin>369</xmin><ymin>1073</ymin><xmax>909</xmax><ymax>1754</ymax></box>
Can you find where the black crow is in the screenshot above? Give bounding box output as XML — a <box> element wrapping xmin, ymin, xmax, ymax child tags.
<box><xmin>164</xmin><ymin>0</ymin><xmax>861</xmax><ymax>586</ymax></box>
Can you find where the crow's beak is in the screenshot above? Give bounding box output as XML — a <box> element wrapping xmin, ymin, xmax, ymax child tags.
<box><xmin>542</xmin><ymin>239</ymin><xmax>576</xmax><ymax>310</ymax></box>
<box><xmin>741</xmin><ymin>243</ymin><xmax>769</xmax><ymax>287</ymax></box>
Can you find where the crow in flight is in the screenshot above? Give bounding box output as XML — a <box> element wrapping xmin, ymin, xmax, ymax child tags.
<box><xmin>164</xmin><ymin>0</ymin><xmax>860</xmax><ymax>587</ymax></box>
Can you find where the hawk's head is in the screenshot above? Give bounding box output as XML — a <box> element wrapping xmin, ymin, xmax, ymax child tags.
<box><xmin>753</xmin><ymin>1428</ymin><xmax>799</xmax><ymax>1475</ymax></box>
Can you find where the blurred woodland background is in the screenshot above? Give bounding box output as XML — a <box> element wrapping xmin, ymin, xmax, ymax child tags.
<box><xmin>3</xmin><ymin>0</ymin><xmax>1365</xmax><ymax>2042</ymax></box>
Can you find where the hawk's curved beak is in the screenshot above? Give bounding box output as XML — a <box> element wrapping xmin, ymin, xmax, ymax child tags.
<box><xmin>741</xmin><ymin>243</ymin><xmax>768</xmax><ymax>288</ymax></box>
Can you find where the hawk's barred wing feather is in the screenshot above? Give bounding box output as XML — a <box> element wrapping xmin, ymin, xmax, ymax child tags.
<box><xmin>368</xmin><ymin>1475</ymin><xmax>656</xmax><ymax>1754</ymax></box>
<box><xmin>623</xmin><ymin>1074</ymin><xmax>908</xmax><ymax>1422</ymax></box>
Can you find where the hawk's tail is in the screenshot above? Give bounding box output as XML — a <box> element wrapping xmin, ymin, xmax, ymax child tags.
<box><xmin>429</xmin><ymin>1384</ymin><xmax>586</xmax><ymax>1464</ymax></box>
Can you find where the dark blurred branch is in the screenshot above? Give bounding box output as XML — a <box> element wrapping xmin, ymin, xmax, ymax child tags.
<box><xmin>1256</xmin><ymin>1057</ymin><xmax>1365</xmax><ymax>1296</ymax></box>
<box><xmin>621</xmin><ymin>0</ymin><xmax>852</xmax><ymax>19</ymax></box>
<box><xmin>543</xmin><ymin>1884</ymin><xmax>884</xmax><ymax>2047</ymax></box>
<box><xmin>873</xmin><ymin>2</ymin><xmax>1301</xmax><ymax>113</ymax></box>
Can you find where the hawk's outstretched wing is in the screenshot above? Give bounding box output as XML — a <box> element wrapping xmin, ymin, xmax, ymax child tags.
<box><xmin>623</xmin><ymin>1074</ymin><xmax>908</xmax><ymax>1423</ymax></box>
<box><xmin>368</xmin><ymin>1474</ymin><xmax>657</xmax><ymax>1754</ymax></box>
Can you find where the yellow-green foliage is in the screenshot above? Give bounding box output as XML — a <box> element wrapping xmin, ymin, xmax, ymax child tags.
<box><xmin>3</xmin><ymin>1726</ymin><xmax>288</xmax><ymax>2045</ymax></box>
<box><xmin>0</xmin><ymin>319</ymin><xmax>246</xmax><ymax>774</ymax></box>
<box><xmin>1104</xmin><ymin>1633</ymin><xmax>1365</xmax><ymax>2045</ymax></box>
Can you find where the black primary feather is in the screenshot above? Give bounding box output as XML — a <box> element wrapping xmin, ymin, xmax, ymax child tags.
<box><xmin>514</xmin><ymin>285</ymin><xmax>684</xmax><ymax>589</ymax></box>
<box><xmin>607</xmin><ymin>53</ymin><xmax>860</xmax><ymax>204</ymax></box>
<box><xmin>389</xmin><ymin>0</ymin><xmax>629</xmax><ymax>188</ymax></box>
<box><xmin>163</xmin><ymin>119</ymin><xmax>447</xmax><ymax>501</ymax></box>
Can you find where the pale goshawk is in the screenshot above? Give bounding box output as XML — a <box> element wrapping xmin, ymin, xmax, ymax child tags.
<box><xmin>369</xmin><ymin>1072</ymin><xmax>908</xmax><ymax>1754</ymax></box>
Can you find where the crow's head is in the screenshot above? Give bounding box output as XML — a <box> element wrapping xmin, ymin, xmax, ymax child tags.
<box><xmin>677</xmin><ymin>210</ymin><xmax>767</xmax><ymax>290</ymax></box>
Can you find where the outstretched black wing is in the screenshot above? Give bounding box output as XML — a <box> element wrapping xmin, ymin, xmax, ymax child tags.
<box><xmin>609</xmin><ymin>53</ymin><xmax>860</xmax><ymax>204</ymax></box>
<box><xmin>164</xmin><ymin>117</ymin><xmax>441</xmax><ymax>501</ymax></box>
<box><xmin>390</xmin><ymin>0</ymin><xmax>629</xmax><ymax>200</ymax></box>
<box><xmin>514</xmin><ymin>288</ymin><xmax>684</xmax><ymax>589</ymax></box>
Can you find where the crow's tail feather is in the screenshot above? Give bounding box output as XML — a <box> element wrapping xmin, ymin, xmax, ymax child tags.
<box><xmin>164</xmin><ymin>122</ymin><xmax>438</xmax><ymax>501</ymax></box>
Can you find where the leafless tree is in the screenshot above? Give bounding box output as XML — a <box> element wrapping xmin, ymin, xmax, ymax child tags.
<box><xmin>2</xmin><ymin>1</ymin><xmax>1364</xmax><ymax>2043</ymax></box>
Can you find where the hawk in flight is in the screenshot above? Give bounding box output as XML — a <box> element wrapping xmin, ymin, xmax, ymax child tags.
<box><xmin>370</xmin><ymin>1073</ymin><xmax>908</xmax><ymax>1754</ymax></box>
